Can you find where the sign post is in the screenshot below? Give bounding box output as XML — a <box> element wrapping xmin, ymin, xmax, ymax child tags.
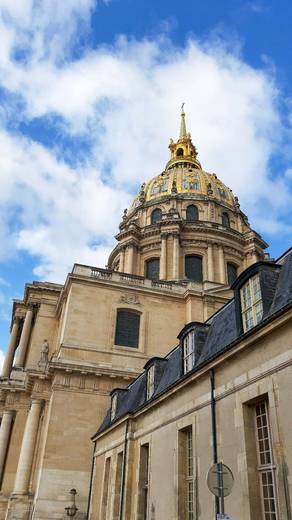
<box><xmin>207</xmin><ymin>462</ymin><xmax>234</xmax><ymax>519</ymax></box>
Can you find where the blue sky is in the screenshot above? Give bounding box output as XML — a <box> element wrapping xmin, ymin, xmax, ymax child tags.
<box><xmin>0</xmin><ymin>0</ymin><xmax>292</xmax><ymax>354</ymax></box>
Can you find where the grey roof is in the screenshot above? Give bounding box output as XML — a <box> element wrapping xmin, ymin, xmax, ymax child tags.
<box><xmin>95</xmin><ymin>248</ymin><xmax>292</xmax><ymax>437</ymax></box>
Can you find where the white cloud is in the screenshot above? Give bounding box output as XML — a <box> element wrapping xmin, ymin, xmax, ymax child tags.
<box><xmin>0</xmin><ymin>349</ymin><xmax>5</xmax><ymax>372</ymax></box>
<box><xmin>0</xmin><ymin>1</ymin><xmax>291</xmax><ymax>281</ymax></box>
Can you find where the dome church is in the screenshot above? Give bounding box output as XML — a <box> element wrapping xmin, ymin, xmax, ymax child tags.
<box><xmin>109</xmin><ymin>107</ymin><xmax>267</xmax><ymax>288</ymax></box>
<box><xmin>0</xmin><ymin>109</ymin><xmax>290</xmax><ymax>520</ymax></box>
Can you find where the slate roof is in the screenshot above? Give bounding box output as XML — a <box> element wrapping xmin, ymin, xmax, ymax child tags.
<box><xmin>95</xmin><ymin>248</ymin><xmax>292</xmax><ymax>437</ymax></box>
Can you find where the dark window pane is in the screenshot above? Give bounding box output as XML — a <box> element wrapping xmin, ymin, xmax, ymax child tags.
<box><xmin>227</xmin><ymin>263</ymin><xmax>237</xmax><ymax>285</ymax></box>
<box><xmin>186</xmin><ymin>205</ymin><xmax>199</xmax><ymax>221</ymax></box>
<box><xmin>146</xmin><ymin>259</ymin><xmax>160</xmax><ymax>280</ymax></box>
<box><xmin>185</xmin><ymin>256</ymin><xmax>203</xmax><ymax>282</ymax></box>
<box><xmin>222</xmin><ymin>212</ymin><xmax>230</xmax><ymax>227</ymax></box>
<box><xmin>151</xmin><ymin>208</ymin><xmax>162</xmax><ymax>225</ymax></box>
<box><xmin>115</xmin><ymin>311</ymin><xmax>140</xmax><ymax>348</ymax></box>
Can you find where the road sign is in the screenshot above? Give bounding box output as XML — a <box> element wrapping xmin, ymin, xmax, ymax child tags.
<box><xmin>207</xmin><ymin>462</ymin><xmax>234</xmax><ymax>497</ymax></box>
<box><xmin>217</xmin><ymin>515</ymin><xmax>233</xmax><ymax>520</ymax></box>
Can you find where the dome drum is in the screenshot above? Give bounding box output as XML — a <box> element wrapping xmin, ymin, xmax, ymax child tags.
<box><xmin>108</xmin><ymin>108</ymin><xmax>267</xmax><ymax>286</ymax></box>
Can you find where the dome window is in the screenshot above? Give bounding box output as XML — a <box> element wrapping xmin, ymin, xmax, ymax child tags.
<box><xmin>185</xmin><ymin>255</ymin><xmax>203</xmax><ymax>282</ymax></box>
<box><xmin>222</xmin><ymin>212</ymin><xmax>230</xmax><ymax>228</ymax></box>
<box><xmin>151</xmin><ymin>208</ymin><xmax>162</xmax><ymax>225</ymax></box>
<box><xmin>176</xmin><ymin>148</ymin><xmax>184</xmax><ymax>157</ymax></box>
<box><xmin>186</xmin><ymin>205</ymin><xmax>199</xmax><ymax>221</ymax></box>
<box><xmin>146</xmin><ymin>258</ymin><xmax>160</xmax><ymax>280</ymax></box>
<box><xmin>227</xmin><ymin>262</ymin><xmax>238</xmax><ymax>285</ymax></box>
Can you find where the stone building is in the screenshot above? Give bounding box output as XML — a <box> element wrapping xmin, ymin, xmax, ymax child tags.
<box><xmin>0</xmin><ymin>110</ymin><xmax>268</xmax><ymax>519</ymax></box>
<box><xmin>89</xmin><ymin>248</ymin><xmax>292</xmax><ymax>520</ymax></box>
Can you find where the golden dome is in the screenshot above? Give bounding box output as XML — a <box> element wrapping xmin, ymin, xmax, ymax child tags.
<box><xmin>130</xmin><ymin>106</ymin><xmax>236</xmax><ymax>211</ymax></box>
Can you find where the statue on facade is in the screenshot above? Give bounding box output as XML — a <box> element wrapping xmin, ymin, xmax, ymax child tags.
<box><xmin>38</xmin><ymin>339</ymin><xmax>49</xmax><ymax>367</ymax></box>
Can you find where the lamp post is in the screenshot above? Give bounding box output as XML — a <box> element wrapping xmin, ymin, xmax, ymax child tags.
<box><xmin>65</xmin><ymin>489</ymin><xmax>78</xmax><ymax>517</ymax></box>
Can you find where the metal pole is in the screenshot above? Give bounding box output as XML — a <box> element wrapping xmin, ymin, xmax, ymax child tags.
<box><xmin>210</xmin><ymin>369</ymin><xmax>219</xmax><ymax>517</ymax></box>
<box><xmin>218</xmin><ymin>462</ymin><xmax>225</xmax><ymax>515</ymax></box>
<box><xmin>119</xmin><ymin>419</ymin><xmax>129</xmax><ymax>520</ymax></box>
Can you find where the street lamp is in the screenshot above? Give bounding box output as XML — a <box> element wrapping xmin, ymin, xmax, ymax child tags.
<box><xmin>64</xmin><ymin>488</ymin><xmax>78</xmax><ymax>517</ymax></box>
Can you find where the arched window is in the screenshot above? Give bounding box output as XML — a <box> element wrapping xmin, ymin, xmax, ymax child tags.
<box><xmin>185</xmin><ymin>255</ymin><xmax>203</xmax><ymax>282</ymax></box>
<box><xmin>222</xmin><ymin>212</ymin><xmax>230</xmax><ymax>227</ymax></box>
<box><xmin>151</xmin><ymin>208</ymin><xmax>162</xmax><ymax>225</ymax></box>
<box><xmin>145</xmin><ymin>258</ymin><xmax>160</xmax><ymax>280</ymax></box>
<box><xmin>176</xmin><ymin>147</ymin><xmax>184</xmax><ymax>157</ymax></box>
<box><xmin>114</xmin><ymin>310</ymin><xmax>140</xmax><ymax>348</ymax></box>
<box><xmin>227</xmin><ymin>262</ymin><xmax>238</xmax><ymax>285</ymax></box>
<box><xmin>186</xmin><ymin>204</ymin><xmax>199</xmax><ymax>221</ymax></box>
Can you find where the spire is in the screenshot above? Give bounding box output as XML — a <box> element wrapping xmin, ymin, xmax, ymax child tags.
<box><xmin>179</xmin><ymin>102</ymin><xmax>187</xmax><ymax>139</ymax></box>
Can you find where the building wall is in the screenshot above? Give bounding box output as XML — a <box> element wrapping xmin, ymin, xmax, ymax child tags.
<box><xmin>90</xmin><ymin>312</ymin><xmax>292</xmax><ymax>520</ymax></box>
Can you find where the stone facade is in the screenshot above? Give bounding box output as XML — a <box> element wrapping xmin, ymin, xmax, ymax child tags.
<box><xmin>89</xmin><ymin>251</ymin><xmax>292</xmax><ymax>520</ymax></box>
<box><xmin>0</xmin><ymin>111</ymin><xmax>270</xmax><ymax>519</ymax></box>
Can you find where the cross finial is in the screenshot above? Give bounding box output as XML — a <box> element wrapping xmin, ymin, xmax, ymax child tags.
<box><xmin>180</xmin><ymin>103</ymin><xmax>187</xmax><ymax>138</ymax></box>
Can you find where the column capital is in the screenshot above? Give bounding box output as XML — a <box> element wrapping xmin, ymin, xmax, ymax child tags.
<box><xmin>2</xmin><ymin>410</ymin><xmax>15</xmax><ymax>417</ymax></box>
<box><xmin>31</xmin><ymin>398</ymin><xmax>44</xmax><ymax>407</ymax></box>
<box><xmin>161</xmin><ymin>232</ymin><xmax>168</xmax><ymax>240</ymax></box>
<box><xmin>27</xmin><ymin>302</ymin><xmax>39</xmax><ymax>313</ymax></box>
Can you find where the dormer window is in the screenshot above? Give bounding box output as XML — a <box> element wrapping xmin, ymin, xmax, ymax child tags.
<box><xmin>146</xmin><ymin>365</ymin><xmax>155</xmax><ymax>400</ymax></box>
<box><xmin>240</xmin><ymin>274</ymin><xmax>263</xmax><ymax>332</ymax></box>
<box><xmin>111</xmin><ymin>394</ymin><xmax>117</xmax><ymax>421</ymax></box>
<box><xmin>183</xmin><ymin>331</ymin><xmax>195</xmax><ymax>374</ymax></box>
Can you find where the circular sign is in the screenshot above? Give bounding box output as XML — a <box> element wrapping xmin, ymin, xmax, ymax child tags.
<box><xmin>207</xmin><ymin>463</ymin><xmax>234</xmax><ymax>497</ymax></box>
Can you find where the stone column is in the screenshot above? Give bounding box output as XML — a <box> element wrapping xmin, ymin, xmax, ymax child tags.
<box><xmin>0</xmin><ymin>410</ymin><xmax>14</xmax><ymax>484</ymax></box>
<box><xmin>172</xmin><ymin>233</ymin><xmax>180</xmax><ymax>280</ymax></box>
<box><xmin>125</xmin><ymin>244</ymin><xmax>135</xmax><ymax>274</ymax></box>
<box><xmin>119</xmin><ymin>247</ymin><xmax>125</xmax><ymax>273</ymax></box>
<box><xmin>2</xmin><ymin>318</ymin><xmax>20</xmax><ymax>378</ymax></box>
<box><xmin>13</xmin><ymin>399</ymin><xmax>43</xmax><ymax>495</ymax></box>
<box><xmin>159</xmin><ymin>233</ymin><xmax>167</xmax><ymax>280</ymax></box>
<box><xmin>14</xmin><ymin>307</ymin><xmax>34</xmax><ymax>369</ymax></box>
<box><xmin>218</xmin><ymin>245</ymin><xmax>226</xmax><ymax>284</ymax></box>
<box><xmin>207</xmin><ymin>243</ymin><xmax>214</xmax><ymax>281</ymax></box>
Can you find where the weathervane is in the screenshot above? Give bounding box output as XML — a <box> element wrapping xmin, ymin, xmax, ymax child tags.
<box><xmin>181</xmin><ymin>102</ymin><xmax>185</xmax><ymax>112</ymax></box>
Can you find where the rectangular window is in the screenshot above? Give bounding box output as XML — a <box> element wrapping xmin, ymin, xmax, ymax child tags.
<box><xmin>183</xmin><ymin>331</ymin><xmax>195</xmax><ymax>374</ymax></box>
<box><xmin>178</xmin><ymin>427</ymin><xmax>194</xmax><ymax>520</ymax></box>
<box><xmin>137</xmin><ymin>444</ymin><xmax>149</xmax><ymax>520</ymax></box>
<box><xmin>146</xmin><ymin>366</ymin><xmax>155</xmax><ymax>400</ymax></box>
<box><xmin>255</xmin><ymin>402</ymin><xmax>278</xmax><ymax>520</ymax></box>
<box><xmin>115</xmin><ymin>310</ymin><xmax>140</xmax><ymax>348</ymax></box>
<box><xmin>240</xmin><ymin>274</ymin><xmax>263</xmax><ymax>332</ymax></box>
<box><xmin>111</xmin><ymin>394</ymin><xmax>117</xmax><ymax>422</ymax></box>
<box><xmin>185</xmin><ymin>256</ymin><xmax>203</xmax><ymax>282</ymax></box>
<box><xmin>101</xmin><ymin>457</ymin><xmax>111</xmax><ymax>519</ymax></box>
<box><xmin>113</xmin><ymin>452</ymin><xmax>123</xmax><ymax>520</ymax></box>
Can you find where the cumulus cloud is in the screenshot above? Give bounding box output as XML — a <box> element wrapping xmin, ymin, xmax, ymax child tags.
<box><xmin>0</xmin><ymin>0</ymin><xmax>291</xmax><ymax>281</ymax></box>
<box><xmin>0</xmin><ymin>349</ymin><xmax>5</xmax><ymax>372</ymax></box>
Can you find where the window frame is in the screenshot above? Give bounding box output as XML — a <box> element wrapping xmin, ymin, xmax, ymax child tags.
<box><xmin>222</xmin><ymin>212</ymin><xmax>230</xmax><ymax>227</ymax></box>
<box><xmin>178</xmin><ymin>426</ymin><xmax>195</xmax><ymax>520</ymax></box>
<box><xmin>146</xmin><ymin>365</ymin><xmax>155</xmax><ymax>400</ymax></box>
<box><xmin>111</xmin><ymin>394</ymin><xmax>117</xmax><ymax>422</ymax></box>
<box><xmin>151</xmin><ymin>208</ymin><xmax>162</xmax><ymax>225</ymax></box>
<box><xmin>227</xmin><ymin>262</ymin><xmax>238</xmax><ymax>285</ymax></box>
<box><xmin>240</xmin><ymin>273</ymin><xmax>263</xmax><ymax>332</ymax></box>
<box><xmin>145</xmin><ymin>257</ymin><xmax>160</xmax><ymax>280</ymax></box>
<box><xmin>185</xmin><ymin>255</ymin><xmax>203</xmax><ymax>283</ymax></box>
<box><xmin>114</xmin><ymin>309</ymin><xmax>141</xmax><ymax>349</ymax></box>
<box><xmin>186</xmin><ymin>204</ymin><xmax>199</xmax><ymax>221</ymax></box>
<box><xmin>254</xmin><ymin>401</ymin><xmax>279</xmax><ymax>520</ymax></box>
<box><xmin>183</xmin><ymin>331</ymin><xmax>195</xmax><ymax>374</ymax></box>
